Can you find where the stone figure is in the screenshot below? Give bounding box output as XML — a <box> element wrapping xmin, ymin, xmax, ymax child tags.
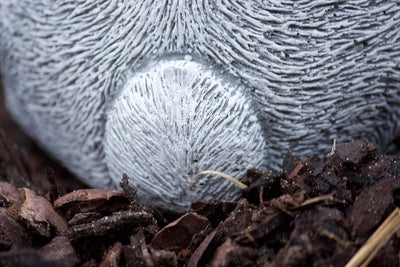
<box><xmin>1</xmin><ymin>1</ymin><xmax>399</xmax><ymax>211</ymax></box>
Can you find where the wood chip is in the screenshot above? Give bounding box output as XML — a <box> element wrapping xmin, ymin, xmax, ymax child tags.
<box><xmin>12</xmin><ymin>188</ymin><xmax>68</xmax><ymax>237</ymax></box>
<box><xmin>152</xmin><ymin>212</ymin><xmax>209</xmax><ymax>251</ymax></box>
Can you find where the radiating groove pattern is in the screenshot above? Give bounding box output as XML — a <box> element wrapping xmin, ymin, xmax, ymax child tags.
<box><xmin>1</xmin><ymin>1</ymin><xmax>400</xmax><ymax>209</ymax></box>
<box><xmin>105</xmin><ymin>59</ymin><xmax>265</xmax><ymax>210</ymax></box>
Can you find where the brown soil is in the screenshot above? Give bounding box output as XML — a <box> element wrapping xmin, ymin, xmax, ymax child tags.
<box><xmin>1</xmin><ymin>85</ymin><xmax>400</xmax><ymax>267</ymax></box>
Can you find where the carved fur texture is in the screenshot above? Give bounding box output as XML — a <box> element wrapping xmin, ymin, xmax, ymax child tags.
<box><xmin>1</xmin><ymin>1</ymin><xmax>400</xmax><ymax>211</ymax></box>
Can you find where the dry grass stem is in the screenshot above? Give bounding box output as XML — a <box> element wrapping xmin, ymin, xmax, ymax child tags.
<box><xmin>187</xmin><ymin>170</ymin><xmax>248</xmax><ymax>191</ymax></box>
<box><xmin>291</xmin><ymin>193</ymin><xmax>336</xmax><ymax>210</ymax></box>
<box><xmin>345</xmin><ymin>208</ymin><xmax>400</xmax><ymax>267</ymax></box>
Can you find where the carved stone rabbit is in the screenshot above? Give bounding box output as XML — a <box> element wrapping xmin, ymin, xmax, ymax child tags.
<box><xmin>1</xmin><ymin>1</ymin><xmax>399</xmax><ymax>211</ymax></box>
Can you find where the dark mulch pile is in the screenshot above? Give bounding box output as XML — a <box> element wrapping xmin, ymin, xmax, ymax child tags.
<box><xmin>1</xmin><ymin>89</ymin><xmax>400</xmax><ymax>266</ymax></box>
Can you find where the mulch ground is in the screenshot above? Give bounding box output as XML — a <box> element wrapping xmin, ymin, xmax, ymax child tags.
<box><xmin>1</xmin><ymin>86</ymin><xmax>400</xmax><ymax>266</ymax></box>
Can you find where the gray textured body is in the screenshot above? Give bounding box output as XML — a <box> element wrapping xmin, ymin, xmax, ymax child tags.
<box><xmin>1</xmin><ymin>1</ymin><xmax>400</xmax><ymax>211</ymax></box>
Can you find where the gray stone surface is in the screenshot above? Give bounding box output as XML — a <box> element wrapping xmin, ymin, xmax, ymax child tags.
<box><xmin>1</xmin><ymin>1</ymin><xmax>399</xmax><ymax>211</ymax></box>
